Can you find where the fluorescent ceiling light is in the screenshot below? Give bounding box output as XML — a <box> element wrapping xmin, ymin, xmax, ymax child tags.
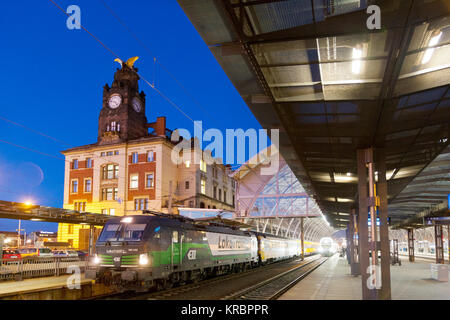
<box><xmin>422</xmin><ymin>31</ymin><xmax>442</xmax><ymax>64</ymax></box>
<box><xmin>352</xmin><ymin>47</ymin><xmax>362</xmax><ymax>74</ymax></box>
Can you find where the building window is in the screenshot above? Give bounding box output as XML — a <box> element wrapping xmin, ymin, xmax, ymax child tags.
<box><xmin>84</xmin><ymin>179</ymin><xmax>92</xmax><ymax>193</ymax></box>
<box><xmin>107</xmin><ymin>151</ymin><xmax>113</xmax><ymax>156</ymax></box>
<box><xmin>185</xmin><ymin>181</ymin><xmax>189</xmax><ymax>190</ymax></box>
<box><xmin>147</xmin><ymin>151</ymin><xmax>154</xmax><ymax>162</ymax></box>
<box><xmin>111</xmin><ymin>121</ymin><xmax>117</xmax><ymax>132</ymax></box>
<box><xmin>132</xmin><ymin>152</ymin><xmax>138</xmax><ymax>164</ymax></box>
<box><xmin>146</xmin><ymin>173</ymin><xmax>154</xmax><ymax>188</ymax></box>
<box><xmin>101</xmin><ymin>152</ymin><xmax>105</xmax><ymax>157</ymax></box>
<box><xmin>109</xmin><ymin>208</ymin><xmax>115</xmax><ymax>216</ymax></box>
<box><xmin>185</xmin><ymin>160</ymin><xmax>190</xmax><ymax>168</ymax></box>
<box><xmin>134</xmin><ymin>198</ymin><xmax>149</xmax><ymax>210</ymax></box>
<box><xmin>74</xmin><ymin>201</ymin><xmax>86</xmax><ymax>212</ymax></box>
<box><xmin>232</xmin><ymin>193</ymin><xmax>235</xmax><ymax>206</ymax></box>
<box><xmin>101</xmin><ymin>209</ymin><xmax>108</xmax><ymax>215</ymax></box>
<box><xmin>102</xmin><ymin>187</ymin><xmax>118</xmax><ymax>201</ymax></box>
<box><xmin>102</xmin><ymin>164</ymin><xmax>119</xmax><ymax>180</ymax></box>
<box><xmin>71</xmin><ymin>180</ymin><xmax>78</xmax><ymax>193</ymax></box>
<box><xmin>200</xmin><ymin>179</ymin><xmax>206</xmax><ymax>194</ymax></box>
<box><xmin>130</xmin><ymin>174</ymin><xmax>139</xmax><ymax>189</ymax></box>
<box><xmin>72</xmin><ymin>159</ymin><xmax>78</xmax><ymax>169</ymax></box>
<box><xmin>224</xmin><ymin>191</ymin><xmax>227</xmax><ymax>203</ymax></box>
<box><xmin>200</xmin><ymin>159</ymin><xmax>207</xmax><ymax>173</ymax></box>
<box><xmin>86</xmin><ymin>158</ymin><xmax>92</xmax><ymax>168</ymax></box>
<box><xmin>213</xmin><ymin>186</ymin><xmax>217</xmax><ymax>199</ymax></box>
<box><xmin>231</xmin><ymin>180</ymin><xmax>236</xmax><ymax>189</ymax></box>
<box><xmin>219</xmin><ymin>189</ymin><xmax>222</xmax><ymax>201</ymax></box>
<box><xmin>189</xmin><ymin>201</ymin><xmax>193</xmax><ymax>207</ymax></box>
<box><xmin>114</xmin><ymin>150</ymin><xmax>119</xmax><ymax>155</ymax></box>
<box><xmin>68</xmin><ymin>225</ymin><xmax>74</xmax><ymax>234</ymax></box>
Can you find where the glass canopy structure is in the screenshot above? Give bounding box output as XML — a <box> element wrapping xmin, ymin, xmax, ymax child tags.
<box><xmin>178</xmin><ymin>0</ymin><xmax>450</xmax><ymax>229</ymax></box>
<box><xmin>233</xmin><ymin>147</ymin><xmax>333</xmax><ymax>241</ymax></box>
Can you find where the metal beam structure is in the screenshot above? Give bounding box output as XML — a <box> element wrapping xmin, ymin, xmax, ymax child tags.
<box><xmin>0</xmin><ymin>200</ymin><xmax>112</xmax><ymax>226</ymax></box>
<box><xmin>408</xmin><ymin>228</ymin><xmax>415</xmax><ymax>262</ymax></box>
<box><xmin>178</xmin><ymin>0</ymin><xmax>450</xmax><ymax>231</ymax></box>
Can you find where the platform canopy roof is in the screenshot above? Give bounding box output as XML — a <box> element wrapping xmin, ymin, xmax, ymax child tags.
<box><xmin>178</xmin><ymin>0</ymin><xmax>450</xmax><ymax>228</ymax></box>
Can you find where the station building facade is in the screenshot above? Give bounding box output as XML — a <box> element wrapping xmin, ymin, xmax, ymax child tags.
<box><xmin>58</xmin><ymin>62</ymin><xmax>236</xmax><ymax>249</ymax></box>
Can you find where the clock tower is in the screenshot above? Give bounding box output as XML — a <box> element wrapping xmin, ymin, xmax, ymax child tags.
<box><xmin>98</xmin><ymin>61</ymin><xmax>148</xmax><ymax>145</ymax></box>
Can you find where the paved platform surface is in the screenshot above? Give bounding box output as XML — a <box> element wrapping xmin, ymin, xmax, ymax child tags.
<box><xmin>0</xmin><ymin>274</ymin><xmax>92</xmax><ymax>297</ymax></box>
<box><xmin>279</xmin><ymin>254</ymin><xmax>450</xmax><ymax>300</ymax></box>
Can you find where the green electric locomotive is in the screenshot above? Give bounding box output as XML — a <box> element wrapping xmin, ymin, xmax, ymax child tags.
<box><xmin>86</xmin><ymin>212</ymin><xmax>259</xmax><ymax>291</ymax></box>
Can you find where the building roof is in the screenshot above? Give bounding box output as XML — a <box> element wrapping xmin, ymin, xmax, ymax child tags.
<box><xmin>178</xmin><ymin>0</ymin><xmax>450</xmax><ymax>228</ymax></box>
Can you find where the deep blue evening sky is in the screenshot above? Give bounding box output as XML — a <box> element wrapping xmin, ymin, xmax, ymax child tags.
<box><xmin>0</xmin><ymin>1</ymin><xmax>262</xmax><ymax>232</ymax></box>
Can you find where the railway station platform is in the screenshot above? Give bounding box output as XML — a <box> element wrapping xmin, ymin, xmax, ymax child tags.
<box><xmin>279</xmin><ymin>254</ymin><xmax>450</xmax><ymax>300</ymax></box>
<box><xmin>0</xmin><ymin>274</ymin><xmax>115</xmax><ymax>300</ymax></box>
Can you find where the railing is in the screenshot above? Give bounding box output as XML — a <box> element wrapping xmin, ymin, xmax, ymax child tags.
<box><xmin>0</xmin><ymin>257</ymin><xmax>89</xmax><ymax>282</ymax></box>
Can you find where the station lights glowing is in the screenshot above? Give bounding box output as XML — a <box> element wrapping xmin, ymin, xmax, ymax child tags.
<box><xmin>346</xmin><ymin>172</ymin><xmax>351</xmax><ymax>177</ymax></box>
<box><xmin>24</xmin><ymin>200</ymin><xmax>33</xmax><ymax>206</ymax></box>
<box><xmin>139</xmin><ymin>253</ymin><xmax>149</xmax><ymax>266</ymax></box>
<box><xmin>422</xmin><ymin>31</ymin><xmax>442</xmax><ymax>64</ymax></box>
<box><xmin>93</xmin><ymin>254</ymin><xmax>100</xmax><ymax>264</ymax></box>
<box><xmin>121</xmin><ymin>217</ymin><xmax>133</xmax><ymax>223</ymax></box>
<box><xmin>352</xmin><ymin>47</ymin><xmax>363</xmax><ymax>74</ymax></box>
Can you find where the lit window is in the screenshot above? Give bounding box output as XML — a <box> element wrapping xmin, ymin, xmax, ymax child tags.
<box><xmin>71</xmin><ymin>180</ymin><xmax>78</xmax><ymax>193</ymax></box>
<box><xmin>185</xmin><ymin>160</ymin><xmax>191</xmax><ymax>168</ymax></box>
<box><xmin>111</xmin><ymin>121</ymin><xmax>116</xmax><ymax>131</ymax></box>
<box><xmin>109</xmin><ymin>208</ymin><xmax>115</xmax><ymax>216</ymax></box>
<box><xmin>74</xmin><ymin>202</ymin><xmax>86</xmax><ymax>212</ymax></box>
<box><xmin>132</xmin><ymin>152</ymin><xmax>138</xmax><ymax>164</ymax></box>
<box><xmin>68</xmin><ymin>225</ymin><xmax>74</xmax><ymax>234</ymax></box>
<box><xmin>134</xmin><ymin>198</ymin><xmax>148</xmax><ymax>210</ymax></box>
<box><xmin>200</xmin><ymin>179</ymin><xmax>206</xmax><ymax>194</ymax></box>
<box><xmin>147</xmin><ymin>151</ymin><xmax>154</xmax><ymax>162</ymax></box>
<box><xmin>86</xmin><ymin>158</ymin><xmax>92</xmax><ymax>168</ymax></box>
<box><xmin>200</xmin><ymin>159</ymin><xmax>207</xmax><ymax>172</ymax></box>
<box><xmin>146</xmin><ymin>173</ymin><xmax>154</xmax><ymax>188</ymax></box>
<box><xmin>130</xmin><ymin>174</ymin><xmax>139</xmax><ymax>189</ymax></box>
<box><xmin>102</xmin><ymin>164</ymin><xmax>118</xmax><ymax>179</ymax></box>
<box><xmin>101</xmin><ymin>209</ymin><xmax>108</xmax><ymax>215</ymax></box>
<box><xmin>84</xmin><ymin>179</ymin><xmax>92</xmax><ymax>193</ymax></box>
<box><xmin>102</xmin><ymin>187</ymin><xmax>118</xmax><ymax>201</ymax></box>
<box><xmin>72</xmin><ymin>159</ymin><xmax>78</xmax><ymax>169</ymax></box>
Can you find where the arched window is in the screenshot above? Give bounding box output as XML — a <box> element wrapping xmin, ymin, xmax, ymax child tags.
<box><xmin>200</xmin><ymin>202</ymin><xmax>205</xmax><ymax>208</ymax></box>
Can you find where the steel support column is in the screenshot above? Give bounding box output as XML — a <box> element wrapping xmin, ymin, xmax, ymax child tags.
<box><xmin>88</xmin><ymin>225</ymin><xmax>95</xmax><ymax>256</ymax></box>
<box><xmin>407</xmin><ymin>229</ymin><xmax>415</xmax><ymax>262</ymax></box>
<box><xmin>435</xmin><ymin>225</ymin><xmax>444</xmax><ymax>264</ymax></box>
<box><xmin>448</xmin><ymin>226</ymin><xmax>450</xmax><ymax>264</ymax></box>
<box><xmin>349</xmin><ymin>208</ymin><xmax>360</xmax><ymax>275</ymax></box>
<box><xmin>376</xmin><ymin>149</ymin><xmax>391</xmax><ymax>299</ymax></box>
<box><xmin>357</xmin><ymin>148</ymin><xmax>377</xmax><ymax>300</ymax></box>
<box><xmin>300</xmin><ymin>217</ymin><xmax>305</xmax><ymax>261</ymax></box>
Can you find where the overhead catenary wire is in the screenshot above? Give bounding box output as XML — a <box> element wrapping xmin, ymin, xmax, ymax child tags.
<box><xmin>48</xmin><ymin>0</ymin><xmax>205</xmax><ymax>134</ymax></box>
<box><xmin>98</xmin><ymin>0</ymin><xmax>217</xmax><ymax>122</ymax></box>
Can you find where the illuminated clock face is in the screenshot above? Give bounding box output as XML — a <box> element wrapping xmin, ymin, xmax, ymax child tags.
<box><xmin>132</xmin><ymin>97</ymin><xmax>142</xmax><ymax>113</ymax></box>
<box><xmin>108</xmin><ymin>94</ymin><xmax>122</xmax><ymax>109</ymax></box>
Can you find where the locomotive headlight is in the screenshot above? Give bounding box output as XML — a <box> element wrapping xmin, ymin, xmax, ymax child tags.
<box><xmin>93</xmin><ymin>254</ymin><xmax>100</xmax><ymax>265</ymax></box>
<box><xmin>139</xmin><ymin>253</ymin><xmax>149</xmax><ymax>266</ymax></box>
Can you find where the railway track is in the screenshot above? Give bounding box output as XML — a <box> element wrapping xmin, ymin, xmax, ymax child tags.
<box><xmin>223</xmin><ymin>256</ymin><xmax>328</xmax><ymax>300</ymax></box>
<box><xmin>92</xmin><ymin>255</ymin><xmax>322</xmax><ymax>300</ymax></box>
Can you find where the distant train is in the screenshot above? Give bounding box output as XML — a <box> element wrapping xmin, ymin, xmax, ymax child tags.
<box><xmin>318</xmin><ymin>237</ymin><xmax>336</xmax><ymax>257</ymax></box>
<box><xmin>86</xmin><ymin>212</ymin><xmax>319</xmax><ymax>292</ymax></box>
